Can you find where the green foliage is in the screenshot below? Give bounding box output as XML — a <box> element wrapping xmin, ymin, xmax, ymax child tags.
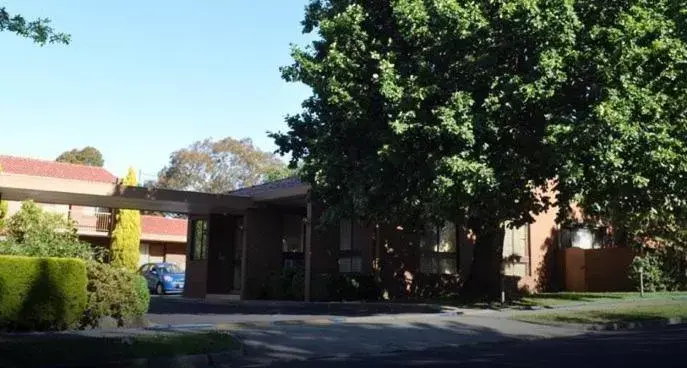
<box><xmin>155</xmin><ymin>136</ymin><xmax>290</xmax><ymax>193</ymax></box>
<box><xmin>630</xmin><ymin>253</ymin><xmax>667</xmax><ymax>292</ymax></box>
<box><xmin>630</xmin><ymin>244</ymin><xmax>687</xmax><ymax>292</ymax></box>
<box><xmin>110</xmin><ymin>168</ymin><xmax>141</xmax><ymax>271</ymax></box>
<box><xmin>81</xmin><ymin>261</ymin><xmax>150</xmax><ymax>329</ymax></box>
<box><xmin>0</xmin><ymin>200</ymin><xmax>97</xmax><ymax>260</ymax></box>
<box><xmin>310</xmin><ymin>274</ymin><xmax>380</xmax><ymax>302</ymax></box>
<box><xmin>264</xmin><ymin>267</ymin><xmax>305</xmax><ymax>300</ymax></box>
<box><xmin>0</xmin><ymin>7</ymin><xmax>70</xmax><ymax>45</ymax></box>
<box><xmin>0</xmin><ymin>255</ymin><xmax>87</xmax><ymax>331</ymax></box>
<box><xmin>55</xmin><ymin>146</ymin><xmax>105</xmax><ymax>167</ymax></box>
<box><xmin>271</xmin><ymin>0</ymin><xmax>687</xmax><ymax>299</ymax></box>
<box><xmin>0</xmin><ymin>199</ymin><xmax>8</xmax><ymax>234</ymax></box>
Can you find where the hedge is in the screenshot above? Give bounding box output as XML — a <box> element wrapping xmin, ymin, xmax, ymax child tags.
<box><xmin>0</xmin><ymin>255</ymin><xmax>87</xmax><ymax>331</ymax></box>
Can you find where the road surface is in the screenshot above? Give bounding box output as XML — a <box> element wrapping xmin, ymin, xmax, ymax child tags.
<box><xmin>244</xmin><ymin>325</ymin><xmax>687</xmax><ymax>367</ymax></box>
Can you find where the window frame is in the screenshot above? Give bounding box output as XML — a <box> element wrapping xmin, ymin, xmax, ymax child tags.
<box><xmin>282</xmin><ymin>214</ymin><xmax>306</xmax><ymax>269</ymax></box>
<box><xmin>502</xmin><ymin>223</ymin><xmax>531</xmax><ymax>277</ymax></box>
<box><xmin>338</xmin><ymin>219</ymin><xmax>363</xmax><ymax>273</ymax></box>
<box><xmin>419</xmin><ymin>221</ymin><xmax>458</xmax><ymax>275</ymax></box>
<box><xmin>190</xmin><ymin>218</ymin><xmax>209</xmax><ymax>261</ymax></box>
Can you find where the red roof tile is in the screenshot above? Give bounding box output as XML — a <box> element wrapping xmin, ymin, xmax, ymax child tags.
<box><xmin>0</xmin><ymin>155</ymin><xmax>117</xmax><ymax>183</ymax></box>
<box><xmin>141</xmin><ymin>215</ymin><xmax>187</xmax><ymax>237</ymax></box>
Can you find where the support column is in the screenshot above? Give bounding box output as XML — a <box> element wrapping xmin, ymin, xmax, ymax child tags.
<box><xmin>240</xmin><ymin>215</ymin><xmax>248</xmax><ymax>300</ymax></box>
<box><xmin>304</xmin><ymin>198</ymin><xmax>313</xmax><ymax>302</ymax></box>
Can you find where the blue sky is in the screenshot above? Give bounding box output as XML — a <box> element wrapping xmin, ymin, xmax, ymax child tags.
<box><xmin>0</xmin><ymin>1</ymin><xmax>312</xmax><ymax>181</ymax></box>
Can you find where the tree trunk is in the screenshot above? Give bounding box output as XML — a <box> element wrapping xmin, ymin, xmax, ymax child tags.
<box><xmin>460</xmin><ymin>220</ymin><xmax>505</xmax><ymax>301</ymax></box>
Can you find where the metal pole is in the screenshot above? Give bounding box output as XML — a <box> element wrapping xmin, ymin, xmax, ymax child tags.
<box><xmin>304</xmin><ymin>200</ymin><xmax>313</xmax><ymax>302</ymax></box>
<box><xmin>640</xmin><ymin>266</ymin><xmax>645</xmax><ymax>297</ymax></box>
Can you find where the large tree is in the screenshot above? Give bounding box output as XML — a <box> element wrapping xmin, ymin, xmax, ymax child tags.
<box><xmin>0</xmin><ymin>7</ymin><xmax>70</xmax><ymax>45</ymax></box>
<box><xmin>110</xmin><ymin>168</ymin><xmax>141</xmax><ymax>271</ymax></box>
<box><xmin>155</xmin><ymin>137</ymin><xmax>292</xmax><ymax>193</ymax></box>
<box><xmin>271</xmin><ymin>0</ymin><xmax>687</xmax><ymax>299</ymax></box>
<box><xmin>56</xmin><ymin>146</ymin><xmax>105</xmax><ymax>167</ymax></box>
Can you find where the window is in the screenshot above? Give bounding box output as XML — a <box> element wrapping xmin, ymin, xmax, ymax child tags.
<box><xmin>339</xmin><ymin>219</ymin><xmax>362</xmax><ymax>273</ymax></box>
<box><xmin>190</xmin><ymin>218</ymin><xmax>208</xmax><ymax>261</ymax></box>
<box><xmin>282</xmin><ymin>214</ymin><xmax>305</xmax><ymax>269</ymax></box>
<box><xmin>502</xmin><ymin>223</ymin><xmax>530</xmax><ymax>277</ymax></box>
<box><xmin>420</xmin><ymin>221</ymin><xmax>457</xmax><ymax>274</ymax></box>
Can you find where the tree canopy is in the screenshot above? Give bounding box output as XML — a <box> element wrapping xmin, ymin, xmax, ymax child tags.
<box><xmin>56</xmin><ymin>146</ymin><xmax>105</xmax><ymax>167</ymax></box>
<box><xmin>271</xmin><ymin>0</ymin><xmax>687</xmax><ymax>298</ymax></box>
<box><xmin>0</xmin><ymin>7</ymin><xmax>70</xmax><ymax>45</ymax></box>
<box><xmin>155</xmin><ymin>137</ymin><xmax>293</xmax><ymax>193</ymax></box>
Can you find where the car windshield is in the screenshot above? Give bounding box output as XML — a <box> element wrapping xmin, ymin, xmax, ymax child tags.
<box><xmin>157</xmin><ymin>264</ymin><xmax>183</xmax><ymax>274</ymax></box>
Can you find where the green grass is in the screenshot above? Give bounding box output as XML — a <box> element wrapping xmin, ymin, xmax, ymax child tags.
<box><xmin>0</xmin><ymin>330</ymin><xmax>239</xmax><ymax>366</ymax></box>
<box><xmin>422</xmin><ymin>291</ymin><xmax>687</xmax><ymax>310</ymax></box>
<box><xmin>519</xmin><ymin>291</ymin><xmax>687</xmax><ymax>308</ymax></box>
<box><xmin>513</xmin><ymin>300</ymin><xmax>687</xmax><ymax>325</ymax></box>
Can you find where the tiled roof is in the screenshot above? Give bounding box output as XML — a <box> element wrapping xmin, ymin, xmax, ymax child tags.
<box><xmin>141</xmin><ymin>215</ymin><xmax>187</xmax><ymax>237</ymax></box>
<box><xmin>0</xmin><ymin>155</ymin><xmax>117</xmax><ymax>183</ymax></box>
<box><xmin>229</xmin><ymin>176</ymin><xmax>305</xmax><ymax>197</ymax></box>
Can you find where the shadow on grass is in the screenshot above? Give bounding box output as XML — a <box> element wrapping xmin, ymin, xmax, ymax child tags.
<box><xmin>0</xmin><ymin>330</ymin><xmax>238</xmax><ymax>367</ymax></box>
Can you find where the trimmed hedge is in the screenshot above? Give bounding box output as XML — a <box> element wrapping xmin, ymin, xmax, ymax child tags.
<box><xmin>81</xmin><ymin>261</ymin><xmax>150</xmax><ymax>328</ymax></box>
<box><xmin>0</xmin><ymin>255</ymin><xmax>87</xmax><ymax>331</ymax></box>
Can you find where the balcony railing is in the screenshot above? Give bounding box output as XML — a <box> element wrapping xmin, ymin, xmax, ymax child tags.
<box><xmin>47</xmin><ymin>206</ymin><xmax>112</xmax><ymax>234</ymax></box>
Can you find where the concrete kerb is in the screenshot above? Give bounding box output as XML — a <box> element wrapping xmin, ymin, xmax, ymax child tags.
<box><xmin>51</xmin><ymin>345</ymin><xmax>245</xmax><ymax>368</ymax></box>
<box><xmin>586</xmin><ymin>317</ymin><xmax>687</xmax><ymax>331</ymax></box>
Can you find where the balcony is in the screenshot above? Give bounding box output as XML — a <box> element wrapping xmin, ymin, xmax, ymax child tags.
<box><xmin>72</xmin><ymin>211</ymin><xmax>112</xmax><ymax>234</ymax></box>
<box><xmin>46</xmin><ymin>205</ymin><xmax>112</xmax><ymax>236</ymax></box>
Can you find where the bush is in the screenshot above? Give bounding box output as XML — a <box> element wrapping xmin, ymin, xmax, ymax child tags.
<box><xmin>263</xmin><ymin>267</ymin><xmax>306</xmax><ymax>300</ymax></box>
<box><xmin>311</xmin><ymin>273</ymin><xmax>380</xmax><ymax>301</ymax></box>
<box><xmin>81</xmin><ymin>262</ymin><xmax>150</xmax><ymax>328</ymax></box>
<box><xmin>629</xmin><ymin>252</ymin><xmax>668</xmax><ymax>292</ymax></box>
<box><xmin>0</xmin><ymin>200</ymin><xmax>99</xmax><ymax>260</ymax></box>
<box><xmin>0</xmin><ymin>255</ymin><xmax>87</xmax><ymax>331</ymax></box>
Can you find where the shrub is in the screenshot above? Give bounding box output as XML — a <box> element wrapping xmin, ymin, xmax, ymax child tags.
<box><xmin>0</xmin><ymin>200</ymin><xmax>98</xmax><ymax>260</ymax></box>
<box><xmin>110</xmin><ymin>168</ymin><xmax>141</xmax><ymax>271</ymax></box>
<box><xmin>263</xmin><ymin>267</ymin><xmax>305</xmax><ymax>300</ymax></box>
<box><xmin>81</xmin><ymin>262</ymin><xmax>150</xmax><ymax>328</ymax></box>
<box><xmin>0</xmin><ymin>255</ymin><xmax>87</xmax><ymax>331</ymax></box>
<box><xmin>629</xmin><ymin>252</ymin><xmax>667</xmax><ymax>292</ymax></box>
<box><xmin>310</xmin><ymin>273</ymin><xmax>380</xmax><ymax>301</ymax></box>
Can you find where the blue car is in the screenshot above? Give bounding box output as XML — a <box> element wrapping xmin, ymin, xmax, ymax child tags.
<box><xmin>138</xmin><ymin>262</ymin><xmax>185</xmax><ymax>295</ymax></box>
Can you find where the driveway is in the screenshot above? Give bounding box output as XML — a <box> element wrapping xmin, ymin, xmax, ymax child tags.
<box><xmin>146</xmin><ymin>295</ymin><xmax>451</xmax><ymax>326</ymax></box>
<box><xmin>146</xmin><ymin>296</ymin><xmax>584</xmax><ymax>365</ymax></box>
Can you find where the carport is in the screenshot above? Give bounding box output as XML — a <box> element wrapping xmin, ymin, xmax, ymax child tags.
<box><xmin>0</xmin><ymin>172</ymin><xmax>322</xmax><ymax>301</ymax></box>
<box><xmin>0</xmin><ymin>172</ymin><xmax>262</xmax><ymax>300</ymax></box>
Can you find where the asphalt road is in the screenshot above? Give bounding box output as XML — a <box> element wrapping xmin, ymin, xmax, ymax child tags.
<box><xmin>254</xmin><ymin>325</ymin><xmax>687</xmax><ymax>367</ymax></box>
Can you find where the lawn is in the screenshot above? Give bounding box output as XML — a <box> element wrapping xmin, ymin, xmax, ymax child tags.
<box><xmin>0</xmin><ymin>330</ymin><xmax>239</xmax><ymax>367</ymax></box>
<box><xmin>512</xmin><ymin>300</ymin><xmax>687</xmax><ymax>325</ymax></box>
<box><xmin>423</xmin><ymin>291</ymin><xmax>687</xmax><ymax>310</ymax></box>
<box><xmin>518</xmin><ymin>291</ymin><xmax>687</xmax><ymax>308</ymax></box>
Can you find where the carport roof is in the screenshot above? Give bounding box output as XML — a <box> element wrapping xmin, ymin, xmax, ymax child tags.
<box><xmin>0</xmin><ymin>172</ymin><xmax>254</xmax><ymax>214</ymax></box>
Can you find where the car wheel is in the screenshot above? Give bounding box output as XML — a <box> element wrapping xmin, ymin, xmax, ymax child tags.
<box><xmin>156</xmin><ymin>283</ymin><xmax>165</xmax><ymax>295</ymax></box>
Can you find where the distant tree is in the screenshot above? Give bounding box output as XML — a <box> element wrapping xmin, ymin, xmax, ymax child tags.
<box><xmin>0</xmin><ymin>7</ymin><xmax>70</xmax><ymax>45</ymax></box>
<box><xmin>156</xmin><ymin>137</ymin><xmax>290</xmax><ymax>193</ymax></box>
<box><xmin>56</xmin><ymin>146</ymin><xmax>105</xmax><ymax>167</ymax></box>
<box><xmin>110</xmin><ymin>168</ymin><xmax>141</xmax><ymax>271</ymax></box>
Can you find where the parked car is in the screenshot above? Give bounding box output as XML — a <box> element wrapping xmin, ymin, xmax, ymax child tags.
<box><xmin>138</xmin><ymin>262</ymin><xmax>185</xmax><ymax>295</ymax></box>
